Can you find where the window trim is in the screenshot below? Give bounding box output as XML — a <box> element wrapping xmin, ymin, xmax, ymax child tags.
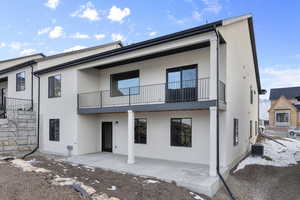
<box><xmin>134</xmin><ymin>118</ymin><xmax>147</xmax><ymax>144</ymax></box>
<box><xmin>110</xmin><ymin>70</ymin><xmax>140</xmax><ymax>97</ymax></box>
<box><xmin>48</xmin><ymin>74</ymin><xmax>61</xmax><ymax>98</ymax></box>
<box><xmin>49</xmin><ymin>119</ymin><xmax>60</xmax><ymax>142</ymax></box>
<box><xmin>170</xmin><ymin>118</ymin><xmax>192</xmax><ymax>148</ymax></box>
<box><xmin>250</xmin><ymin>120</ymin><xmax>252</xmax><ymax>138</ymax></box>
<box><xmin>166</xmin><ymin>64</ymin><xmax>198</xmax><ymax>85</ymax></box>
<box><xmin>233</xmin><ymin>118</ymin><xmax>239</xmax><ymax>146</ymax></box>
<box><xmin>16</xmin><ymin>71</ymin><xmax>26</xmax><ymax>92</ymax></box>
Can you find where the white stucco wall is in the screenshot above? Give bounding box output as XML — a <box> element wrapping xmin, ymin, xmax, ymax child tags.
<box><xmin>218</xmin><ymin>19</ymin><xmax>259</xmax><ymax>168</ymax></box>
<box><xmin>76</xmin><ymin>110</ymin><xmax>210</xmax><ymax>164</ymax></box>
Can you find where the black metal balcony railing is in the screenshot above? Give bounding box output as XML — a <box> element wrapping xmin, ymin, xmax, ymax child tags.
<box><xmin>78</xmin><ymin>78</ymin><xmax>226</xmax><ymax>109</ymax></box>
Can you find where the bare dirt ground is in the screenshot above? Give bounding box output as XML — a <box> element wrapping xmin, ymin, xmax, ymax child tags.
<box><xmin>0</xmin><ymin>154</ymin><xmax>208</xmax><ymax>200</ymax></box>
<box><xmin>213</xmin><ymin>163</ymin><xmax>300</xmax><ymax>200</ymax></box>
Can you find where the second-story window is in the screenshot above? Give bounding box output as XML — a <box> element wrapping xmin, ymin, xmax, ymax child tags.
<box><xmin>16</xmin><ymin>71</ymin><xmax>25</xmax><ymax>91</ymax></box>
<box><xmin>111</xmin><ymin>70</ymin><xmax>139</xmax><ymax>97</ymax></box>
<box><xmin>48</xmin><ymin>74</ymin><xmax>61</xmax><ymax>98</ymax></box>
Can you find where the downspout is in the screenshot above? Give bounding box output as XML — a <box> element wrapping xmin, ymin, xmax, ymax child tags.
<box><xmin>214</xmin><ymin>26</ymin><xmax>236</xmax><ymax>200</ymax></box>
<box><xmin>31</xmin><ymin>65</ymin><xmax>34</xmax><ymax>110</ymax></box>
<box><xmin>23</xmin><ymin>73</ymin><xmax>40</xmax><ymax>159</ymax></box>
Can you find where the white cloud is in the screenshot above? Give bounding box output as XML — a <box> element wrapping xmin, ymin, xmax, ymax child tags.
<box><xmin>63</xmin><ymin>45</ymin><xmax>87</xmax><ymax>53</ymax></box>
<box><xmin>71</xmin><ymin>2</ymin><xmax>100</xmax><ymax>21</ymax></box>
<box><xmin>9</xmin><ymin>42</ymin><xmax>28</xmax><ymax>50</ymax></box>
<box><xmin>201</xmin><ymin>0</ymin><xmax>222</xmax><ymax>14</ymax></box>
<box><xmin>107</xmin><ymin>6</ymin><xmax>130</xmax><ymax>23</ymax></box>
<box><xmin>94</xmin><ymin>34</ymin><xmax>106</xmax><ymax>40</ymax></box>
<box><xmin>70</xmin><ymin>32</ymin><xmax>90</xmax><ymax>39</ymax></box>
<box><xmin>49</xmin><ymin>26</ymin><xmax>63</xmax><ymax>39</ymax></box>
<box><xmin>0</xmin><ymin>42</ymin><xmax>6</xmax><ymax>48</ymax></box>
<box><xmin>261</xmin><ymin>66</ymin><xmax>300</xmax><ymax>98</ymax></box>
<box><xmin>111</xmin><ymin>33</ymin><xmax>125</xmax><ymax>41</ymax></box>
<box><xmin>45</xmin><ymin>0</ymin><xmax>60</xmax><ymax>9</ymax></box>
<box><xmin>20</xmin><ymin>49</ymin><xmax>36</xmax><ymax>55</ymax></box>
<box><xmin>149</xmin><ymin>31</ymin><xmax>157</xmax><ymax>37</ymax></box>
<box><xmin>37</xmin><ymin>27</ymin><xmax>51</xmax><ymax>35</ymax></box>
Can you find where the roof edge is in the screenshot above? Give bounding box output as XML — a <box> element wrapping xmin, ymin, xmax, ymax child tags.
<box><xmin>35</xmin><ymin>21</ymin><xmax>222</xmax><ymax>75</ymax></box>
<box><xmin>36</xmin><ymin>41</ymin><xmax>122</xmax><ymax>62</ymax></box>
<box><xmin>0</xmin><ymin>53</ymin><xmax>45</xmax><ymax>64</ymax></box>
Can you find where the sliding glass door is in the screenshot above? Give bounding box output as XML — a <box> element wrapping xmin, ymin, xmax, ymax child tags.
<box><xmin>166</xmin><ymin>65</ymin><xmax>197</xmax><ymax>103</ymax></box>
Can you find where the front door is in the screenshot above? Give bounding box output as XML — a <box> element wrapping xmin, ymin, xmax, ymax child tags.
<box><xmin>102</xmin><ymin>122</ymin><xmax>113</xmax><ymax>152</ymax></box>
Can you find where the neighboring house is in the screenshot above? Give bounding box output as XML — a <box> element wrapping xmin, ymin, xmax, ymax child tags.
<box><xmin>0</xmin><ymin>14</ymin><xmax>263</xmax><ymax>196</ymax></box>
<box><xmin>0</xmin><ymin>53</ymin><xmax>45</xmax><ymax>115</ymax></box>
<box><xmin>0</xmin><ymin>42</ymin><xmax>121</xmax><ymax>115</ymax></box>
<box><xmin>268</xmin><ymin>86</ymin><xmax>300</xmax><ymax>127</ymax></box>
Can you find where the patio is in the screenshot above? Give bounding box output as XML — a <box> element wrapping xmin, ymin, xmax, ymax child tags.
<box><xmin>65</xmin><ymin>152</ymin><xmax>222</xmax><ymax>197</ymax></box>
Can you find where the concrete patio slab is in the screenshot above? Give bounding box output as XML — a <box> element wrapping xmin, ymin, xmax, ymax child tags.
<box><xmin>65</xmin><ymin>153</ymin><xmax>221</xmax><ymax>197</ymax></box>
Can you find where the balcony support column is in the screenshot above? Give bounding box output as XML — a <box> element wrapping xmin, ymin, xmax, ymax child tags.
<box><xmin>209</xmin><ymin>37</ymin><xmax>218</xmax><ymax>100</ymax></box>
<box><xmin>127</xmin><ymin>110</ymin><xmax>135</xmax><ymax>164</ymax></box>
<box><xmin>209</xmin><ymin>106</ymin><xmax>217</xmax><ymax>177</ymax></box>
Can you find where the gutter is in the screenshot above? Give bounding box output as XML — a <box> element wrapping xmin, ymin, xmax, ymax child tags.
<box><xmin>214</xmin><ymin>27</ymin><xmax>236</xmax><ymax>200</ymax></box>
<box><xmin>23</xmin><ymin>73</ymin><xmax>40</xmax><ymax>159</ymax></box>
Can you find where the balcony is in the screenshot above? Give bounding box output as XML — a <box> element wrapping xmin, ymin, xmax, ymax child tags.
<box><xmin>78</xmin><ymin>78</ymin><xmax>226</xmax><ymax>114</ymax></box>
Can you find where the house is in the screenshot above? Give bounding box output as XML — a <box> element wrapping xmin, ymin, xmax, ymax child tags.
<box><xmin>0</xmin><ymin>42</ymin><xmax>121</xmax><ymax>116</ymax></box>
<box><xmin>0</xmin><ymin>14</ymin><xmax>262</xmax><ymax>196</ymax></box>
<box><xmin>268</xmin><ymin>86</ymin><xmax>300</xmax><ymax>127</ymax></box>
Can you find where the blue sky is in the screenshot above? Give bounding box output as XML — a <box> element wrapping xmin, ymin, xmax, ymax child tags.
<box><xmin>0</xmin><ymin>0</ymin><xmax>300</xmax><ymax>98</ymax></box>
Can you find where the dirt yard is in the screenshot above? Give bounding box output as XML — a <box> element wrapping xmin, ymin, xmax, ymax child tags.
<box><xmin>213</xmin><ymin>164</ymin><xmax>300</xmax><ymax>200</ymax></box>
<box><xmin>0</xmin><ymin>154</ymin><xmax>207</xmax><ymax>200</ymax></box>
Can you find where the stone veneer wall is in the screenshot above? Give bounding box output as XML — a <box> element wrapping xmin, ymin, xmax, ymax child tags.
<box><xmin>0</xmin><ymin>110</ymin><xmax>37</xmax><ymax>154</ymax></box>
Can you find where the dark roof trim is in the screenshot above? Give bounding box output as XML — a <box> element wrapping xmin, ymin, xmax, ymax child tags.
<box><xmin>35</xmin><ymin>41</ymin><xmax>122</xmax><ymax>62</ymax></box>
<box><xmin>248</xmin><ymin>17</ymin><xmax>262</xmax><ymax>94</ymax></box>
<box><xmin>0</xmin><ymin>60</ymin><xmax>37</xmax><ymax>75</ymax></box>
<box><xmin>35</xmin><ymin>20</ymin><xmax>222</xmax><ymax>75</ymax></box>
<box><xmin>0</xmin><ymin>53</ymin><xmax>45</xmax><ymax>64</ymax></box>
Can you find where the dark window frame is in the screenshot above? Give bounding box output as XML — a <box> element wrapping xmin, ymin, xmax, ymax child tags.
<box><xmin>255</xmin><ymin>121</ymin><xmax>258</xmax><ymax>135</ymax></box>
<box><xmin>134</xmin><ymin>118</ymin><xmax>147</xmax><ymax>144</ymax></box>
<box><xmin>233</xmin><ymin>118</ymin><xmax>239</xmax><ymax>146</ymax></box>
<box><xmin>110</xmin><ymin>70</ymin><xmax>140</xmax><ymax>97</ymax></box>
<box><xmin>48</xmin><ymin>74</ymin><xmax>61</xmax><ymax>98</ymax></box>
<box><xmin>250</xmin><ymin>120</ymin><xmax>252</xmax><ymax>138</ymax></box>
<box><xmin>166</xmin><ymin>64</ymin><xmax>198</xmax><ymax>87</ymax></box>
<box><xmin>49</xmin><ymin>119</ymin><xmax>60</xmax><ymax>142</ymax></box>
<box><xmin>16</xmin><ymin>71</ymin><xmax>26</xmax><ymax>92</ymax></box>
<box><xmin>250</xmin><ymin>87</ymin><xmax>253</xmax><ymax>104</ymax></box>
<box><xmin>170</xmin><ymin>118</ymin><xmax>192</xmax><ymax>147</ymax></box>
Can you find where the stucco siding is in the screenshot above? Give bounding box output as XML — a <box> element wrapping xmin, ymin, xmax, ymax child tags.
<box><xmin>218</xmin><ymin>19</ymin><xmax>259</xmax><ymax>168</ymax></box>
<box><xmin>76</xmin><ymin>110</ymin><xmax>210</xmax><ymax>164</ymax></box>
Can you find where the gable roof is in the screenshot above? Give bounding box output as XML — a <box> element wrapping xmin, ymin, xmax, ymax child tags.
<box><xmin>269</xmin><ymin>86</ymin><xmax>300</xmax><ymax>100</ymax></box>
<box><xmin>33</xmin><ymin>14</ymin><xmax>261</xmax><ymax>94</ymax></box>
<box><xmin>35</xmin><ymin>41</ymin><xmax>122</xmax><ymax>62</ymax></box>
<box><xmin>0</xmin><ymin>53</ymin><xmax>45</xmax><ymax>64</ymax></box>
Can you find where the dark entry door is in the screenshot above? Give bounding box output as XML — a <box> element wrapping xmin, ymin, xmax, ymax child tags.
<box><xmin>102</xmin><ymin>122</ymin><xmax>113</xmax><ymax>152</ymax></box>
<box><xmin>166</xmin><ymin>65</ymin><xmax>198</xmax><ymax>103</ymax></box>
<box><xmin>0</xmin><ymin>88</ymin><xmax>6</xmax><ymax>110</ymax></box>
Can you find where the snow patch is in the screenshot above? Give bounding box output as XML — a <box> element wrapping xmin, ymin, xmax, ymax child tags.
<box><xmin>107</xmin><ymin>185</ymin><xmax>117</xmax><ymax>191</ymax></box>
<box><xmin>235</xmin><ymin>138</ymin><xmax>300</xmax><ymax>172</ymax></box>
<box><xmin>190</xmin><ymin>192</ymin><xmax>204</xmax><ymax>200</ymax></box>
<box><xmin>144</xmin><ymin>179</ymin><xmax>159</xmax><ymax>184</ymax></box>
<box><xmin>11</xmin><ymin>159</ymin><xmax>50</xmax><ymax>173</ymax></box>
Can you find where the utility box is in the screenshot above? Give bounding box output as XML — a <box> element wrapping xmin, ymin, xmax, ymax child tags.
<box><xmin>251</xmin><ymin>144</ymin><xmax>264</xmax><ymax>157</ymax></box>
